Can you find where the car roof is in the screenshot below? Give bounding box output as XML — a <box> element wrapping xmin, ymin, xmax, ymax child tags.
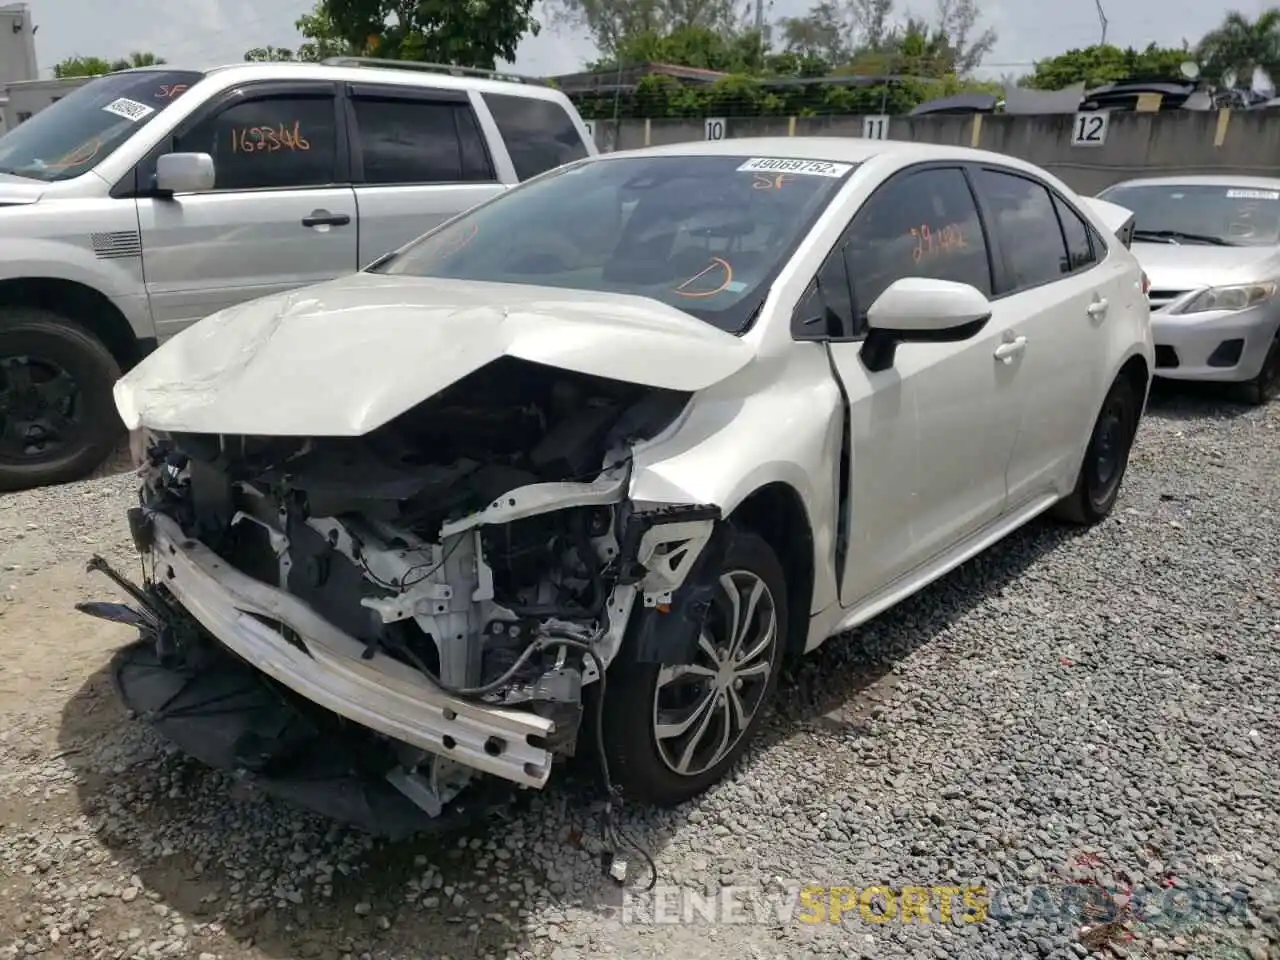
<box><xmin>1104</xmin><ymin>174</ymin><xmax>1280</xmax><ymax>190</ymax></box>
<box><xmin>116</xmin><ymin>61</ymin><xmax>570</xmax><ymax>104</ymax></box>
<box><xmin>600</xmin><ymin>136</ymin><xmax>1059</xmax><ymax>176</ymax></box>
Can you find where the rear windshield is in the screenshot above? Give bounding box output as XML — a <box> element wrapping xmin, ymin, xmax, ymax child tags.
<box><xmin>371</xmin><ymin>153</ymin><xmax>854</xmax><ymax>333</ymax></box>
<box><xmin>1098</xmin><ymin>182</ymin><xmax>1280</xmax><ymax>247</ymax></box>
<box><xmin>0</xmin><ymin>70</ymin><xmax>204</xmax><ymax>182</ymax></box>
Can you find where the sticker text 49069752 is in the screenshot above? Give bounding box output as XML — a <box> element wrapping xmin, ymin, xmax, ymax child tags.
<box><xmin>737</xmin><ymin>157</ymin><xmax>853</xmax><ymax>178</ymax></box>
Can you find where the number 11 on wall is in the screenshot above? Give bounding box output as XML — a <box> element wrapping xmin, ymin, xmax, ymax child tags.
<box><xmin>1071</xmin><ymin>111</ymin><xmax>1109</xmax><ymax>146</ymax></box>
<box><xmin>862</xmin><ymin>115</ymin><xmax>889</xmax><ymax>140</ymax></box>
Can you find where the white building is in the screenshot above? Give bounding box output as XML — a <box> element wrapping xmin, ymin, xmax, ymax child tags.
<box><xmin>0</xmin><ymin>2</ymin><xmax>38</xmax><ymax>134</ymax></box>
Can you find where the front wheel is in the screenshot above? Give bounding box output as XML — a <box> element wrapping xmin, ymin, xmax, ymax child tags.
<box><xmin>0</xmin><ymin>309</ymin><xmax>124</xmax><ymax>492</ymax></box>
<box><xmin>1052</xmin><ymin>374</ymin><xmax>1141</xmax><ymax>526</ymax></box>
<box><xmin>600</xmin><ymin>528</ymin><xmax>787</xmax><ymax>807</ymax></box>
<box><xmin>1239</xmin><ymin>334</ymin><xmax>1279</xmax><ymax>406</ymax></box>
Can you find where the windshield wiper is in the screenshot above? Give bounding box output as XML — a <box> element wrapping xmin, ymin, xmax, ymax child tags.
<box><xmin>1132</xmin><ymin>229</ymin><xmax>1236</xmax><ymax>247</ymax></box>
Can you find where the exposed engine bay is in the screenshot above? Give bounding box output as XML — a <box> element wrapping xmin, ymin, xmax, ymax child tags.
<box><xmin>81</xmin><ymin>357</ymin><xmax>726</xmax><ymax>839</ymax></box>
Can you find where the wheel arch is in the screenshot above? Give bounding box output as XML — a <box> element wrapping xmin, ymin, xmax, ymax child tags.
<box><xmin>0</xmin><ymin>277</ymin><xmax>146</xmax><ymax>372</ymax></box>
<box><xmin>727</xmin><ymin>480</ymin><xmax>816</xmax><ymax>659</ymax></box>
<box><xmin>1117</xmin><ymin>352</ymin><xmax>1151</xmax><ymax>413</ymax></box>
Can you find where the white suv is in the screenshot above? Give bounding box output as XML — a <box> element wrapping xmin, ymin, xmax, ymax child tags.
<box><xmin>0</xmin><ymin>58</ymin><xmax>596</xmax><ymax>491</ymax></box>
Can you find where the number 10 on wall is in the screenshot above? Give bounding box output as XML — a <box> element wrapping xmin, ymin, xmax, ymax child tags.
<box><xmin>1071</xmin><ymin>111</ymin><xmax>1109</xmax><ymax>146</ymax></box>
<box><xmin>862</xmin><ymin>115</ymin><xmax>889</xmax><ymax>140</ymax></box>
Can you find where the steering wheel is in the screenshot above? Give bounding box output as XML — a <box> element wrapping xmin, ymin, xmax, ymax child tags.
<box><xmin>499</xmin><ymin>233</ymin><xmax>585</xmax><ymax>275</ymax></box>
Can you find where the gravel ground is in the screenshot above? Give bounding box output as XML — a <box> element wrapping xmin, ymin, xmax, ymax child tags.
<box><xmin>0</xmin><ymin>385</ymin><xmax>1277</xmax><ymax>960</ymax></box>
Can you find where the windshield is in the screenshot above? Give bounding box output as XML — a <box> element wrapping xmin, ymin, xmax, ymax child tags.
<box><xmin>371</xmin><ymin>153</ymin><xmax>855</xmax><ymax>332</ymax></box>
<box><xmin>1098</xmin><ymin>182</ymin><xmax>1280</xmax><ymax>247</ymax></box>
<box><xmin>0</xmin><ymin>69</ymin><xmax>204</xmax><ymax>182</ymax></box>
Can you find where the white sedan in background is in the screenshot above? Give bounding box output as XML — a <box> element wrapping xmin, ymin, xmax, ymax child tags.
<box><xmin>83</xmin><ymin>139</ymin><xmax>1154</xmax><ymax>839</ymax></box>
<box><xmin>1098</xmin><ymin>175</ymin><xmax>1280</xmax><ymax>404</ymax></box>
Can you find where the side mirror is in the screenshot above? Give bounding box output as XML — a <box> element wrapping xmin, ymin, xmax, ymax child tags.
<box><xmin>860</xmin><ymin>277</ymin><xmax>992</xmax><ymax>372</ymax></box>
<box><xmin>154</xmin><ymin>152</ymin><xmax>215</xmax><ymax>195</ymax></box>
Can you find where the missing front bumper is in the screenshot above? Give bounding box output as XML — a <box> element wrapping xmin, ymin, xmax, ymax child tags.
<box><xmin>110</xmin><ymin>636</ymin><xmax>486</xmax><ymax>838</ymax></box>
<box><xmin>128</xmin><ymin>512</ymin><xmax>558</xmax><ymax>790</ymax></box>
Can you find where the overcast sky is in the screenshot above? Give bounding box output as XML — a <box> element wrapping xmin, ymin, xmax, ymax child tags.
<box><xmin>22</xmin><ymin>0</ymin><xmax>1278</xmax><ymax>80</ymax></box>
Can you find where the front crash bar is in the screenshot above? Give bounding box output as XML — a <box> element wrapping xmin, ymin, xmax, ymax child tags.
<box><xmin>144</xmin><ymin>513</ymin><xmax>556</xmax><ymax>789</ymax></box>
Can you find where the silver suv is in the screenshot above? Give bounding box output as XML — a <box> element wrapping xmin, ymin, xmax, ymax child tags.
<box><xmin>0</xmin><ymin>57</ymin><xmax>596</xmax><ymax>490</ymax></box>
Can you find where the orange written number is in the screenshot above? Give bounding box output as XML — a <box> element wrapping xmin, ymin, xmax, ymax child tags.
<box><xmin>230</xmin><ymin>121</ymin><xmax>310</xmax><ymax>153</ymax></box>
<box><xmin>910</xmin><ymin>222</ymin><xmax>967</xmax><ymax>263</ymax></box>
<box><xmin>156</xmin><ymin>84</ymin><xmax>189</xmax><ymax>100</ymax></box>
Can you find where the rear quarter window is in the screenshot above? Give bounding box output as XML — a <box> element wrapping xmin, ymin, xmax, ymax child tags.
<box><xmin>481</xmin><ymin>92</ymin><xmax>588</xmax><ymax>181</ymax></box>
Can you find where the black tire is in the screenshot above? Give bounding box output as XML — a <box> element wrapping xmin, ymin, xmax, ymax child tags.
<box><xmin>1052</xmin><ymin>374</ymin><xmax>1141</xmax><ymax>526</ymax></box>
<box><xmin>1238</xmin><ymin>334</ymin><xmax>1280</xmax><ymax>406</ymax></box>
<box><xmin>0</xmin><ymin>309</ymin><xmax>124</xmax><ymax>492</ymax></box>
<box><xmin>599</xmin><ymin>527</ymin><xmax>787</xmax><ymax>807</ymax></box>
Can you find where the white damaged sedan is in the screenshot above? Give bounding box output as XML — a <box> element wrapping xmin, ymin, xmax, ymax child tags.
<box><xmin>83</xmin><ymin>138</ymin><xmax>1153</xmax><ymax>840</ymax></box>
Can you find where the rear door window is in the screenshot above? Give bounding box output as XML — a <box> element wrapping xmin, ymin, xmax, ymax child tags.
<box><xmin>971</xmin><ymin>168</ymin><xmax>1071</xmax><ymax>292</ymax></box>
<box><xmin>350</xmin><ymin>93</ymin><xmax>494</xmax><ymax>184</ymax></box>
<box><xmin>481</xmin><ymin>92</ymin><xmax>589</xmax><ymax>181</ymax></box>
<box><xmin>1052</xmin><ymin>193</ymin><xmax>1097</xmax><ymax>273</ymax></box>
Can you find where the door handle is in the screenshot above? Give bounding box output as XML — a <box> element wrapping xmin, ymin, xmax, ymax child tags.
<box><xmin>993</xmin><ymin>336</ymin><xmax>1027</xmax><ymax>363</ymax></box>
<box><xmin>1087</xmin><ymin>297</ymin><xmax>1109</xmax><ymax>320</ymax></box>
<box><xmin>301</xmin><ymin>210</ymin><xmax>351</xmax><ymax>227</ymax></box>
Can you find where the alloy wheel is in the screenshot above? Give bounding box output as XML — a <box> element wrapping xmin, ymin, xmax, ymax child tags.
<box><xmin>651</xmin><ymin>570</ymin><xmax>778</xmax><ymax>778</ymax></box>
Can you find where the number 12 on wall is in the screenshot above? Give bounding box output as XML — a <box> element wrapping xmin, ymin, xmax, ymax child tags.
<box><xmin>862</xmin><ymin>115</ymin><xmax>889</xmax><ymax>140</ymax></box>
<box><xmin>1072</xmin><ymin>111</ymin><xmax>1109</xmax><ymax>146</ymax></box>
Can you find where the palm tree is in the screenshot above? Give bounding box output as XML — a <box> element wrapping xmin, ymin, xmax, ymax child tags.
<box><xmin>1196</xmin><ymin>8</ymin><xmax>1280</xmax><ymax>89</ymax></box>
<box><xmin>109</xmin><ymin>51</ymin><xmax>168</xmax><ymax>71</ymax></box>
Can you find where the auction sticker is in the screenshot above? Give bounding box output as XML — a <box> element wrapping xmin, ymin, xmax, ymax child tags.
<box><xmin>102</xmin><ymin>97</ymin><xmax>156</xmax><ymax>122</ymax></box>
<box><xmin>1226</xmin><ymin>189</ymin><xmax>1280</xmax><ymax>200</ymax></box>
<box><xmin>737</xmin><ymin>157</ymin><xmax>852</xmax><ymax>178</ymax></box>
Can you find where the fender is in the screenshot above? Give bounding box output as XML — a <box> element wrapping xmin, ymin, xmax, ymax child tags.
<box><xmin>0</xmin><ymin>235</ymin><xmax>147</xmax><ymax>300</ymax></box>
<box><xmin>624</xmin><ymin>347</ymin><xmax>845</xmax><ymax>660</ymax></box>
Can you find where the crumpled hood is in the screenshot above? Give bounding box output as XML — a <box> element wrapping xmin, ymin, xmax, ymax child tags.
<box><xmin>1131</xmin><ymin>242</ymin><xmax>1280</xmax><ymax>291</ymax></box>
<box><xmin>0</xmin><ymin>173</ymin><xmax>46</xmax><ymax>206</ymax></box>
<box><xmin>114</xmin><ymin>273</ymin><xmax>755</xmax><ymax>437</ymax></box>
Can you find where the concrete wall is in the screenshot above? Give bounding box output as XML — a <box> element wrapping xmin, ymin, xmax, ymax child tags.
<box><xmin>0</xmin><ymin>3</ymin><xmax>37</xmax><ymax>87</ymax></box>
<box><xmin>1</xmin><ymin>76</ymin><xmax>90</xmax><ymax>131</ymax></box>
<box><xmin>588</xmin><ymin>110</ymin><xmax>1280</xmax><ymax>195</ymax></box>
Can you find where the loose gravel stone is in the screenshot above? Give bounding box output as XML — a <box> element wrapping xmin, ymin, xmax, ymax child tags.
<box><xmin>0</xmin><ymin>390</ymin><xmax>1277</xmax><ymax>960</ymax></box>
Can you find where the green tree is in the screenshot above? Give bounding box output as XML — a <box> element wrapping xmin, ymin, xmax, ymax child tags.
<box><xmin>315</xmin><ymin>0</ymin><xmax>540</xmax><ymax>68</ymax></box>
<box><xmin>1196</xmin><ymin>8</ymin><xmax>1280</xmax><ymax>88</ymax></box>
<box><xmin>599</xmin><ymin>24</ymin><xmax>768</xmax><ymax>72</ymax></box>
<box><xmin>774</xmin><ymin>0</ymin><xmax>995</xmax><ymax>78</ymax></box>
<box><xmin>547</xmin><ymin>0</ymin><xmax>739</xmax><ymax>61</ymax></box>
<box><xmin>53</xmin><ymin>52</ymin><xmax>166</xmax><ymax>78</ymax></box>
<box><xmin>777</xmin><ymin>0</ymin><xmax>856</xmax><ymax>64</ymax></box>
<box><xmin>243</xmin><ymin>45</ymin><xmax>299</xmax><ymax>62</ymax></box>
<box><xmin>1021</xmin><ymin>42</ymin><xmax>1192</xmax><ymax>90</ymax></box>
<box><xmin>245</xmin><ymin>0</ymin><xmax>536</xmax><ymax>67</ymax></box>
<box><xmin>52</xmin><ymin>56</ymin><xmax>116</xmax><ymax>78</ymax></box>
<box><xmin>112</xmin><ymin>51</ymin><xmax>167</xmax><ymax>69</ymax></box>
<box><xmin>295</xmin><ymin>2</ymin><xmax>361</xmax><ymax>60</ymax></box>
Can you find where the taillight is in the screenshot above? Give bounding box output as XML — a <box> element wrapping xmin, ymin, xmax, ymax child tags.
<box><xmin>1141</xmin><ymin>271</ymin><xmax>1151</xmax><ymax>296</ymax></box>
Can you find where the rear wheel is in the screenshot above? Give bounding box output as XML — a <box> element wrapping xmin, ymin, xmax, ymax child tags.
<box><xmin>1052</xmin><ymin>374</ymin><xmax>1140</xmax><ymax>526</ymax></box>
<box><xmin>1239</xmin><ymin>334</ymin><xmax>1280</xmax><ymax>406</ymax></box>
<box><xmin>600</xmin><ymin>528</ymin><xmax>787</xmax><ymax>807</ymax></box>
<box><xmin>0</xmin><ymin>309</ymin><xmax>124</xmax><ymax>492</ymax></box>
